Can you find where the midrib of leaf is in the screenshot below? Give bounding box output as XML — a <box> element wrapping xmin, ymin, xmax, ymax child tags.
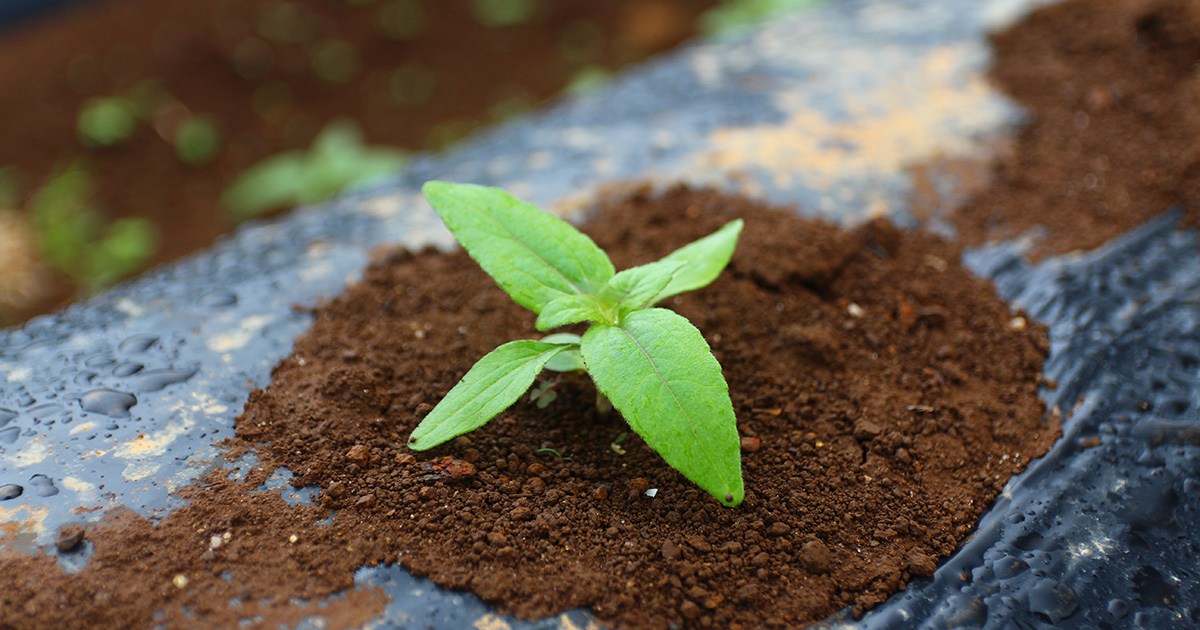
<box><xmin>616</xmin><ymin>324</ymin><xmax>723</xmax><ymax>479</ymax></box>
<box><xmin>474</xmin><ymin>347</ymin><xmax>561</xmax><ymax>406</ymax></box>
<box><xmin>481</xmin><ymin>211</ymin><xmax>588</xmax><ymax>296</ymax></box>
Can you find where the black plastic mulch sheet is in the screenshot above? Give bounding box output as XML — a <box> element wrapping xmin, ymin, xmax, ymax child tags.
<box><xmin>2</xmin><ymin>0</ymin><xmax>1197</xmax><ymax>627</ymax></box>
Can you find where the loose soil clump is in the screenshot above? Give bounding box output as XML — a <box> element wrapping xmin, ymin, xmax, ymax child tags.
<box><xmin>953</xmin><ymin>0</ymin><xmax>1200</xmax><ymax>257</ymax></box>
<box><xmin>0</xmin><ymin>187</ymin><xmax>1056</xmax><ymax>630</ymax></box>
<box><xmin>234</xmin><ymin>186</ymin><xmax>1056</xmax><ymax>628</ymax></box>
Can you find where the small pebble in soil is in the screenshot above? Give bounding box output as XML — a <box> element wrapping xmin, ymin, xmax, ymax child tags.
<box><xmin>346</xmin><ymin>444</ymin><xmax>371</xmax><ymax>465</ymax></box>
<box><xmin>420</xmin><ymin>456</ymin><xmax>476</xmax><ymax>482</ymax></box>
<box><xmin>592</xmin><ymin>484</ymin><xmax>610</xmax><ymax>501</ymax></box>
<box><xmin>55</xmin><ymin>526</ymin><xmax>86</xmax><ymax>553</ymax></box>
<box><xmin>661</xmin><ymin>540</ymin><xmax>681</xmax><ymax>561</ymax></box>
<box><xmin>629</xmin><ymin>477</ymin><xmax>650</xmax><ymax>493</ymax></box>
<box><xmin>172</xmin><ymin>575</ymin><xmax>188</xmax><ymax>589</ymax></box>
<box><xmin>799</xmin><ymin>540</ymin><xmax>833</xmax><ymax>573</ymax></box>
<box><xmin>740</xmin><ymin>437</ymin><xmax>761</xmax><ymax>452</ymax></box>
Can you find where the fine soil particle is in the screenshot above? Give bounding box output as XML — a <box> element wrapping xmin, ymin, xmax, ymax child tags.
<box><xmin>230</xmin><ymin>186</ymin><xmax>1057</xmax><ymax>628</ymax></box>
<box><xmin>953</xmin><ymin>0</ymin><xmax>1200</xmax><ymax>257</ymax></box>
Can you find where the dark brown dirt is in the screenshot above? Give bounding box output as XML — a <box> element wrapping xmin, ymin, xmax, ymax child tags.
<box><xmin>953</xmin><ymin>0</ymin><xmax>1200</xmax><ymax>257</ymax></box>
<box><xmin>0</xmin><ymin>187</ymin><xmax>1057</xmax><ymax>629</ymax></box>
<box><xmin>0</xmin><ymin>0</ymin><xmax>713</xmax><ymax>325</ymax></box>
<box><xmin>236</xmin><ymin>186</ymin><xmax>1058</xmax><ymax>628</ymax></box>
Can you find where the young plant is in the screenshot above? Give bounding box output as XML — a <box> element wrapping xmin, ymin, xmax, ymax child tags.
<box><xmin>222</xmin><ymin>120</ymin><xmax>407</xmax><ymax>220</ymax></box>
<box><xmin>408</xmin><ymin>182</ymin><xmax>746</xmax><ymax>506</ymax></box>
<box><xmin>29</xmin><ymin>164</ymin><xmax>157</xmax><ymax>291</ymax></box>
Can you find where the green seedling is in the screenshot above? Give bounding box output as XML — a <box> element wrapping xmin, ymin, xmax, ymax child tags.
<box><xmin>610</xmin><ymin>431</ymin><xmax>629</xmax><ymax>456</ymax></box>
<box><xmin>408</xmin><ymin>182</ymin><xmax>745</xmax><ymax>506</ymax></box>
<box><xmin>29</xmin><ymin>164</ymin><xmax>157</xmax><ymax>291</ymax></box>
<box><xmin>174</xmin><ymin>115</ymin><xmax>222</xmax><ymax>166</ymax></box>
<box><xmin>471</xmin><ymin>0</ymin><xmax>538</xmax><ymax>27</ymax></box>
<box><xmin>700</xmin><ymin>0</ymin><xmax>822</xmax><ymax>37</ymax></box>
<box><xmin>528</xmin><ymin>380</ymin><xmax>558</xmax><ymax>408</ymax></box>
<box><xmin>536</xmin><ymin>447</ymin><xmax>572</xmax><ymax>462</ymax></box>
<box><xmin>223</xmin><ymin>119</ymin><xmax>407</xmax><ymax>220</ymax></box>
<box><xmin>77</xmin><ymin>97</ymin><xmax>140</xmax><ymax>147</ymax></box>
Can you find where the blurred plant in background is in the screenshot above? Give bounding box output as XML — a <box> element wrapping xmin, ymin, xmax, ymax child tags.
<box><xmin>223</xmin><ymin>120</ymin><xmax>407</xmax><ymax>220</ymax></box>
<box><xmin>28</xmin><ymin>163</ymin><xmax>157</xmax><ymax>292</ymax></box>
<box><xmin>0</xmin><ymin>0</ymin><xmax>827</xmax><ymax>325</ymax></box>
<box><xmin>701</xmin><ymin>0</ymin><xmax>821</xmax><ymax>36</ymax></box>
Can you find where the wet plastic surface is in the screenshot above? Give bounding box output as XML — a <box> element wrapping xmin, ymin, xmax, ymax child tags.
<box><xmin>3</xmin><ymin>0</ymin><xmax>1198</xmax><ymax>627</ymax></box>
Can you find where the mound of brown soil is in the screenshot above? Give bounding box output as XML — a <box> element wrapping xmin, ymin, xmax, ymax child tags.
<box><xmin>235</xmin><ymin>186</ymin><xmax>1056</xmax><ymax>628</ymax></box>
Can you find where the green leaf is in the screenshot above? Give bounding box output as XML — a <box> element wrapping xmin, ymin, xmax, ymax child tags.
<box><xmin>539</xmin><ymin>333</ymin><xmax>585</xmax><ymax>372</ymax></box>
<box><xmin>223</xmin><ymin>152</ymin><xmax>306</xmax><ymax>219</ymax></box>
<box><xmin>174</xmin><ymin>115</ymin><xmax>222</xmax><ymax>166</ymax></box>
<box><xmin>601</xmin><ymin>259</ymin><xmax>686</xmax><ymax>318</ymax></box>
<box><xmin>77</xmin><ymin>97</ymin><xmax>139</xmax><ymax>147</ymax></box>
<box><xmin>581</xmin><ymin>308</ymin><xmax>743</xmax><ymax>506</ymax></box>
<box><xmin>649</xmin><ymin>219</ymin><xmax>743</xmax><ymax>304</ymax></box>
<box><xmin>409</xmin><ymin>340</ymin><xmax>568</xmax><ymax>449</ymax></box>
<box><xmin>536</xmin><ymin>293</ymin><xmax>606</xmax><ymax>330</ymax></box>
<box><xmin>423</xmin><ymin>181</ymin><xmax>614</xmax><ymax>313</ymax></box>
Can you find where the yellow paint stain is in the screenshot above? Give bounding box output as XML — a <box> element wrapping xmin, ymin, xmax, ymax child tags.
<box><xmin>556</xmin><ymin>614</ymin><xmax>605</xmax><ymax>630</ymax></box>
<box><xmin>207</xmin><ymin>314</ymin><xmax>274</xmax><ymax>353</ymax></box>
<box><xmin>115</xmin><ymin>392</ymin><xmax>224</xmax><ymax>460</ymax></box>
<box><xmin>7</xmin><ymin>438</ymin><xmax>49</xmax><ymax>467</ymax></box>
<box><xmin>705</xmin><ymin>44</ymin><xmax>1007</xmax><ymax>216</ymax></box>
<box><xmin>122</xmin><ymin>460</ymin><xmax>162</xmax><ymax>482</ymax></box>
<box><xmin>61</xmin><ymin>476</ymin><xmax>99</xmax><ymax>503</ymax></box>
<box><xmin>0</xmin><ymin>505</ymin><xmax>49</xmax><ymax>540</ymax></box>
<box><xmin>473</xmin><ymin>614</ymin><xmax>513</xmax><ymax>630</ymax></box>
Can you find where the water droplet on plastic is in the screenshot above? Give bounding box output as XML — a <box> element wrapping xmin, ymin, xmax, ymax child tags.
<box><xmin>993</xmin><ymin>555</ymin><xmax>1029</xmax><ymax>579</ymax></box>
<box><xmin>79</xmin><ymin>389</ymin><xmax>137</xmax><ymax>418</ymax></box>
<box><xmin>74</xmin><ymin>372</ymin><xmax>98</xmax><ymax>386</ymax></box>
<box><xmin>118</xmin><ymin>334</ymin><xmax>159</xmax><ymax>354</ymax></box>
<box><xmin>0</xmin><ymin>427</ymin><xmax>19</xmax><ymax>444</ymax></box>
<box><xmin>1028</xmin><ymin>581</ymin><xmax>1078</xmax><ymax>622</ymax></box>
<box><xmin>84</xmin><ymin>355</ymin><xmax>116</xmax><ymax>369</ymax></box>
<box><xmin>0</xmin><ymin>484</ymin><xmax>22</xmax><ymax>500</ymax></box>
<box><xmin>131</xmin><ymin>369</ymin><xmax>197</xmax><ymax>393</ymax></box>
<box><xmin>1133</xmin><ymin>566</ymin><xmax>1179</xmax><ymax>609</ymax></box>
<box><xmin>1013</xmin><ymin>529</ymin><xmax>1044</xmax><ymax>551</ymax></box>
<box><xmin>199</xmin><ymin>289</ymin><xmax>238</xmax><ymax>308</ymax></box>
<box><xmin>1108</xmin><ymin>598</ymin><xmax>1129</xmax><ymax>618</ymax></box>
<box><xmin>28</xmin><ymin>474</ymin><xmax>58</xmax><ymax>497</ymax></box>
<box><xmin>112</xmin><ymin>363</ymin><xmax>144</xmax><ymax>377</ymax></box>
<box><xmin>0</xmin><ymin>409</ymin><xmax>15</xmax><ymax>428</ymax></box>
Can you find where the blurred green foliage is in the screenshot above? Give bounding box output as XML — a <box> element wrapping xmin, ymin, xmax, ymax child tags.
<box><xmin>174</xmin><ymin>115</ymin><xmax>222</xmax><ymax>166</ymax></box>
<box><xmin>701</xmin><ymin>0</ymin><xmax>821</xmax><ymax>36</ymax></box>
<box><xmin>29</xmin><ymin>164</ymin><xmax>158</xmax><ymax>291</ymax></box>
<box><xmin>471</xmin><ymin>0</ymin><xmax>538</xmax><ymax>27</ymax></box>
<box><xmin>77</xmin><ymin>97</ymin><xmax>140</xmax><ymax>147</ymax></box>
<box><xmin>223</xmin><ymin>120</ymin><xmax>408</xmax><ymax>220</ymax></box>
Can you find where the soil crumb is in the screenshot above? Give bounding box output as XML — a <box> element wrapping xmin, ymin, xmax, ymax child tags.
<box><xmin>953</xmin><ymin>0</ymin><xmax>1200</xmax><ymax>256</ymax></box>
